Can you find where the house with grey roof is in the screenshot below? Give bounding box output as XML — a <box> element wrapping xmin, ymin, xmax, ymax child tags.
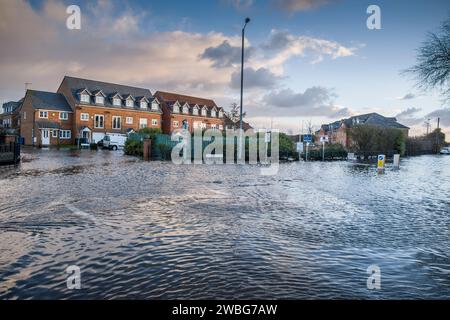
<box><xmin>317</xmin><ymin>112</ymin><xmax>409</xmax><ymax>148</ymax></box>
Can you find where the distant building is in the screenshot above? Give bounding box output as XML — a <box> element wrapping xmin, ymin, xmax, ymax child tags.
<box><xmin>223</xmin><ymin>115</ymin><xmax>253</xmax><ymax>131</ymax></box>
<box><xmin>317</xmin><ymin>113</ymin><xmax>409</xmax><ymax>148</ymax></box>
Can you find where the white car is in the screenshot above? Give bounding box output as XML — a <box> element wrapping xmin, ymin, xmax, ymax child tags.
<box><xmin>440</xmin><ymin>147</ymin><xmax>450</xmax><ymax>155</ymax></box>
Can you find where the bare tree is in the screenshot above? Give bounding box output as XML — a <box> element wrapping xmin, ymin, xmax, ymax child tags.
<box><xmin>227</xmin><ymin>102</ymin><xmax>246</xmax><ymax>122</ymax></box>
<box><xmin>404</xmin><ymin>16</ymin><xmax>450</xmax><ymax>101</ymax></box>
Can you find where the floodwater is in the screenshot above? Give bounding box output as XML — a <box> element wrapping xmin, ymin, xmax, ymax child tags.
<box><xmin>0</xmin><ymin>147</ymin><xmax>449</xmax><ymax>299</ymax></box>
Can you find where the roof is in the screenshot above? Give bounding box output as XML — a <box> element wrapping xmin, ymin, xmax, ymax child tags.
<box><xmin>36</xmin><ymin>121</ymin><xmax>61</xmax><ymax>129</ymax></box>
<box><xmin>223</xmin><ymin>115</ymin><xmax>253</xmax><ymax>130</ymax></box>
<box><xmin>62</xmin><ymin>76</ymin><xmax>157</xmax><ymax>110</ymax></box>
<box><xmin>27</xmin><ymin>90</ymin><xmax>72</xmax><ymax>112</ymax></box>
<box><xmin>155</xmin><ymin>91</ymin><xmax>219</xmax><ymax>109</ymax></box>
<box><xmin>2</xmin><ymin>101</ymin><xmax>21</xmax><ymax>114</ymax></box>
<box><xmin>320</xmin><ymin>112</ymin><xmax>409</xmax><ymax>133</ymax></box>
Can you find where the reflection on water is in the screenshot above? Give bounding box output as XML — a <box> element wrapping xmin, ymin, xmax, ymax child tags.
<box><xmin>0</xmin><ymin>147</ymin><xmax>449</xmax><ymax>299</ymax></box>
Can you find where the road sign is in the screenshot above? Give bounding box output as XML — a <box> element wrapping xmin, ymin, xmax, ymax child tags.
<box><xmin>296</xmin><ymin>142</ymin><xmax>303</xmax><ymax>153</ymax></box>
<box><xmin>319</xmin><ymin>136</ymin><xmax>329</xmax><ymax>143</ymax></box>
<box><xmin>264</xmin><ymin>131</ymin><xmax>271</xmax><ymax>143</ymax></box>
<box><xmin>303</xmin><ymin>134</ymin><xmax>313</xmax><ymax>143</ymax></box>
<box><xmin>377</xmin><ymin>154</ymin><xmax>385</xmax><ymax>170</ymax></box>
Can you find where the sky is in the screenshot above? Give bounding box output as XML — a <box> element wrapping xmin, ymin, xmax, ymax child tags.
<box><xmin>1</xmin><ymin>0</ymin><xmax>449</xmax><ymax>137</ymax></box>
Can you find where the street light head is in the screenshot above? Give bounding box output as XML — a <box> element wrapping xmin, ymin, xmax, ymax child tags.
<box><xmin>245</xmin><ymin>17</ymin><xmax>251</xmax><ymax>24</ymax></box>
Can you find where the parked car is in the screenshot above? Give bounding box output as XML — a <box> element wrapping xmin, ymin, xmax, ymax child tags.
<box><xmin>440</xmin><ymin>147</ymin><xmax>450</xmax><ymax>155</ymax></box>
<box><xmin>103</xmin><ymin>134</ymin><xmax>127</xmax><ymax>151</ymax></box>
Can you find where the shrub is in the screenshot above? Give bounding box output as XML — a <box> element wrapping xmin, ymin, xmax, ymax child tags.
<box><xmin>124</xmin><ymin>139</ymin><xmax>143</xmax><ymax>156</ymax></box>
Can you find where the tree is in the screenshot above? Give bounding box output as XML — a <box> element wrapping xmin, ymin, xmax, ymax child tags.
<box><xmin>404</xmin><ymin>16</ymin><xmax>450</xmax><ymax>101</ymax></box>
<box><xmin>227</xmin><ymin>102</ymin><xmax>246</xmax><ymax>122</ymax></box>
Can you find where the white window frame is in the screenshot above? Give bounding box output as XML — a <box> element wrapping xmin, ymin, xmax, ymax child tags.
<box><xmin>80</xmin><ymin>113</ymin><xmax>89</xmax><ymax>121</ymax></box>
<box><xmin>112</xmin><ymin>116</ymin><xmax>121</xmax><ymax>130</ymax></box>
<box><xmin>193</xmin><ymin>108</ymin><xmax>199</xmax><ymax>116</ymax></box>
<box><xmin>95</xmin><ymin>96</ymin><xmax>104</xmax><ymax>105</ymax></box>
<box><xmin>139</xmin><ymin>118</ymin><xmax>148</xmax><ymax>129</ymax></box>
<box><xmin>182</xmin><ymin>105</ymin><xmax>189</xmax><ymax>114</ymax></box>
<box><xmin>80</xmin><ymin>94</ymin><xmax>90</xmax><ymax>103</ymax></box>
<box><xmin>126</xmin><ymin>117</ymin><xmax>133</xmax><ymax>125</ymax></box>
<box><xmin>23</xmin><ymin>111</ymin><xmax>27</xmax><ymax>120</ymax></box>
<box><xmin>39</xmin><ymin>111</ymin><xmax>48</xmax><ymax>119</ymax></box>
<box><xmin>201</xmin><ymin>108</ymin><xmax>207</xmax><ymax>116</ymax></box>
<box><xmin>59</xmin><ymin>130</ymin><xmax>71</xmax><ymax>139</ymax></box>
<box><xmin>219</xmin><ymin>111</ymin><xmax>224</xmax><ymax>118</ymax></box>
<box><xmin>211</xmin><ymin>110</ymin><xmax>217</xmax><ymax>117</ymax></box>
<box><xmin>59</xmin><ymin>112</ymin><xmax>68</xmax><ymax>120</ymax></box>
<box><xmin>151</xmin><ymin>102</ymin><xmax>159</xmax><ymax>111</ymax></box>
<box><xmin>126</xmin><ymin>99</ymin><xmax>134</xmax><ymax>108</ymax></box>
<box><xmin>173</xmin><ymin>120</ymin><xmax>179</xmax><ymax>128</ymax></box>
<box><xmin>113</xmin><ymin>98</ymin><xmax>121</xmax><ymax>106</ymax></box>
<box><xmin>52</xmin><ymin>130</ymin><xmax>58</xmax><ymax>138</ymax></box>
<box><xmin>152</xmin><ymin>119</ymin><xmax>158</xmax><ymax>126</ymax></box>
<box><xmin>219</xmin><ymin>125</ymin><xmax>224</xmax><ymax>130</ymax></box>
<box><xmin>140</xmin><ymin>101</ymin><xmax>148</xmax><ymax>109</ymax></box>
<box><xmin>94</xmin><ymin>114</ymin><xmax>104</xmax><ymax>129</ymax></box>
<box><xmin>173</xmin><ymin>105</ymin><xmax>179</xmax><ymax>113</ymax></box>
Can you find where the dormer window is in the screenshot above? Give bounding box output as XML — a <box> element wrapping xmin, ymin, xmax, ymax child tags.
<box><xmin>80</xmin><ymin>94</ymin><xmax>90</xmax><ymax>103</ymax></box>
<box><xmin>126</xmin><ymin>99</ymin><xmax>134</xmax><ymax>108</ymax></box>
<box><xmin>173</xmin><ymin>104</ymin><xmax>179</xmax><ymax>113</ymax></box>
<box><xmin>193</xmin><ymin>107</ymin><xmax>199</xmax><ymax>116</ymax></box>
<box><xmin>151</xmin><ymin>101</ymin><xmax>159</xmax><ymax>111</ymax></box>
<box><xmin>95</xmin><ymin>96</ymin><xmax>104</xmax><ymax>105</ymax></box>
<box><xmin>113</xmin><ymin>98</ymin><xmax>121</xmax><ymax>106</ymax></box>
<box><xmin>219</xmin><ymin>111</ymin><xmax>224</xmax><ymax>118</ymax></box>
<box><xmin>201</xmin><ymin>108</ymin><xmax>207</xmax><ymax>116</ymax></box>
<box><xmin>211</xmin><ymin>110</ymin><xmax>217</xmax><ymax>117</ymax></box>
<box><xmin>182</xmin><ymin>104</ymin><xmax>189</xmax><ymax>114</ymax></box>
<box><xmin>140</xmin><ymin>101</ymin><xmax>148</xmax><ymax>109</ymax></box>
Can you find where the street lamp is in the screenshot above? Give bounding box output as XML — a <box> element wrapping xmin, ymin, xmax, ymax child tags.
<box><xmin>239</xmin><ymin>17</ymin><xmax>251</xmax><ymax>160</ymax></box>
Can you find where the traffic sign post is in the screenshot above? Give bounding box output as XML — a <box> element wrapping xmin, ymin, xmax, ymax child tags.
<box><xmin>377</xmin><ymin>154</ymin><xmax>385</xmax><ymax>173</ymax></box>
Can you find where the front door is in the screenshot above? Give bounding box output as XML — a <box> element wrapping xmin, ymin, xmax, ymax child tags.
<box><xmin>41</xmin><ymin>129</ymin><xmax>50</xmax><ymax>145</ymax></box>
<box><xmin>82</xmin><ymin>130</ymin><xmax>90</xmax><ymax>142</ymax></box>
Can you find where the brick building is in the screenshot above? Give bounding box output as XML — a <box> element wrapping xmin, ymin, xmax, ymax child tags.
<box><xmin>154</xmin><ymin>91</ymin><xmax>225</xmax><ymax>134</ymax></box>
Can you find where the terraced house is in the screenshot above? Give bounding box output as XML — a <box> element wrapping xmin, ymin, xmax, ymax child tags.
<box><xmin>57</xmin><ymin>76</ymin><xmax>162</xmax><ymax>144</ymax></box>
<box><xmin>155</xmin><ymin>91</ymin><xmax>225</xmax><ymax>134</ymax></box>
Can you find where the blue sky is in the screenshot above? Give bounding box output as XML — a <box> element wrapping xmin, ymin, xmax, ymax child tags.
<box><xmin>2</xmin><ymin>0</ymin><xmax>450</xmax><ymax>135</ymax></box>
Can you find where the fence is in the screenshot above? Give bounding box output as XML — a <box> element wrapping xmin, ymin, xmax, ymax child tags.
<box><xmin>0</xmin><ymin>142</ymin><xmax>20</xmax><ymax>165</ymax></box>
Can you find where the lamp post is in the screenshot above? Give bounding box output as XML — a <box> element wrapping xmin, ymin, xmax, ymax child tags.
<box><xmin>239</xmin><ymin>17</ymin><xmax>251</xmax><ymax>160</ymax></box>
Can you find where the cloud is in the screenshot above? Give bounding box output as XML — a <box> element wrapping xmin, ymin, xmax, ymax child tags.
<box><xmin>200</xmin><ymin>40</ymin><xmax>255</xmax><ymax>68</ymax></box>
<box><xmin>395</xmin><ymin>107</ymin><xmax>423</xmax><ymax>126</ymax></box>
<box><xmin>426</xmin><ymin>108</ymin><xmax>450</xmax><ymax>127</ymax></box>
<box><xmin>224</xmin><ymin>0</ymin><xmax>254</xmax><ymax>10</ymax></box>
<box><xmin>397</xmin><ymin>93</ymin><xmax>416</xmax><ymax>100</ymax></box>
<box><xmin>273</xmin><ymin>0</ymin><xmax>335</xmax><ymax>13</ymax></box>
<box><xmin>255</xmin><ymin>87</ymin><xmax>351</xmax><ymax>117</ymax></box>
<box><xmin>230</xmin><ymin>67</ymin><xmax>281</xmax><ymax>89</ymax></box>
<box><xmin>258</xmin><ymin>30</ymin><xmax>356</xmax><ymax>72</ymax></box>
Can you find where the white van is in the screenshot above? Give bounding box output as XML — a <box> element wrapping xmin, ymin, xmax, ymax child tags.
<box><xmin>103</xmin><ymin>134</ymin><xmax>127</xmax><ymax>151</ymax></box>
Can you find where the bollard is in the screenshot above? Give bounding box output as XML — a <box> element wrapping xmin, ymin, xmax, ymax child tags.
<box><xmin>393</xmin><ymin>154</ymin><xmax>400</xmax><ymax>169</ymax></box>
<box><xmin>143</xmin><ymin>139</ymin><xmax>152</xmax><ymax>161</ymax></box>
<box><xmin>377</xmin><ymin>154</ymin><xmax>385</xmax><ymax>173</ymax></box>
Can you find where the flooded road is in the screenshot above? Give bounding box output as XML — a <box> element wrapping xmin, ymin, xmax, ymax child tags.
<box><xmin>0</xmin><ymin>148</ymin><xmax>449</xmax><ymax>299</ymax></box>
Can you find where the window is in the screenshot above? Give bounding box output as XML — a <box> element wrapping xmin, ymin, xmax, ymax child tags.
<box><xmin>126</xmin><ymin>117</ymin><xmax>133</xmax><ymax>124</ymax></box>
<box><xmin>151</xmin><ymin>102</ymin><xmax>159</xmax><ymax>111</ymax></box>
<box><xmin>139</xmin><ymin>118</ymin><xmax>148</xmax><ymax>129</ymax></box>
<box><xmin>193</xmin><ymin>121</ymin><xmax>201</xmax><ymax>129</ymax></box>
<box><xmin>219</xmin><ymin>111</ymin><xmax>224</xmax><ymax>118</ymax></box>
<box><xmin>211</xmin><ymin>124</ymin><xmax>217</xmax><ymax>130</ymax></box>
<box><xmin>182</xmin><ymin>105</ymin><xmax>189</xmax><ymax>114</ymax></box>
<box><xmin>94</xmin><ymin>114</ymin><xmax>104</xmax><ymax>128</ymax></box>
<box><xmin>219</xmin><ymin>125</ymin><xmax>224</xmax><ymax>130</ymax></box>
<box><xmin>202</xmin><ymin>108</ymin><xmax>207</xmax><ymax>116</ymax></box>
<box><xmin>152</xmin><ymin>119</ymin><xmax>158</xmax><ymax>126</ymax></box>
<box><xmin>95</xmin><ymin>96</ymin><xmax>104</xmax><ymax>104</ymax></box>
<box><xmin>126</xmin><ymin>99</ymin><xmax>134</xmax><ymax>108</ymax></box>
<box><xmin>140</xmin><ymin>101</ymin><xmax>148</xmax><ymax>109</ymax></box>
<box><xmin>173</xmin><ymin>105</ymin><xmax>179</xmax><ymax>113</ymax></box>
<box><xmin>173</xmin><ymin>120</ymin><xmax>179</xmax><ymax>128</ymax></box>
<box><xmin>59</xmin><ymin>130</ymin><xmax>71</xmax><ymax>139</ymax></box>
<box><xmin>211</xmin><ymin>110</ymin><xmax>217</xmax><ymax>117</ymax></box>
<box><xmin>80</xmin><ymin>113</ymin><xmax>89</xmax><ymax>121</ymax></box>
<box><xmin>52</xmin><ymin>130</ymin><xmax>58</xmax><ymax>138</ymax></box>
<box><xmin>112</xmin><ymin>116</ymin><xmax>121</xmax><ymax>129</ymax></box>
<box><xmin>23</xmin><ymin>112</ymin><xmax>27</xmax><ymax>120</ymax></box>
<box><xmin>59</xmin><ymin>112</ymin><xmax>68</xmax><ymax>120</ymax></box>
<box><xmin>39</xmin><ymin>111</ymin><xmax>48</xmax><ymax>118</ymax></box>
<box><xmin>80</xmin><ymin>94</ymin><xmax>90</xmax><ymax>103</ymax></box>
<box><xmin>113</xmin><ymin>98</ymin><xmax>121</xmax><ymax>106</ymax></box>
<box><xmin>193</xmin><ymin>108</ymin><xmax>199</xmax><ymax>116</ymax></box>
<box><xmin>201</xmin><ymin>123</ymin><xmax>207</xmax><ymax>129</ymax></box>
